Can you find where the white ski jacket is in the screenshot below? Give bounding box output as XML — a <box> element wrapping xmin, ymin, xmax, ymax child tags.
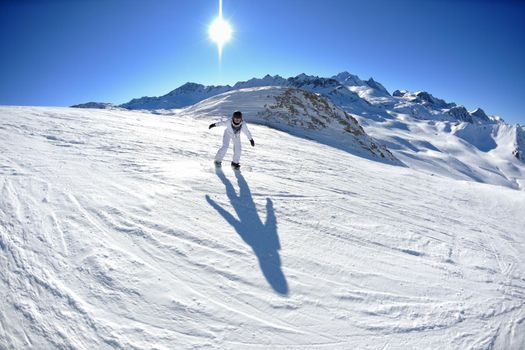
<box><xmin>216</xmin><ymin>119</ymin><xmax>253</xmax><ymax>140</ymax></box>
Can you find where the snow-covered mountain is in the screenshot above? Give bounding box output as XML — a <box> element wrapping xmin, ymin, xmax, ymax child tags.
<box><xmin>1</xmin><ymin>105</ymin><xmax>524</xmax><ymax>349</ymax></box>
<box><xmin>120</xmin><ymin>82</ymin><xmax>232</xmax><ymax>110</ymax></box>
<box><xmin>117</xmin><ymin>73</ymin><xmax>385</xmax><ymax>118</ymax></box>
<box><xmin>182</xmin><ymin>86</ymin><xmax>398</xmax><ymax>163</ymax></box>
<box><xmin>332</xmin><ymin>71</ymin><xmax>390</xmax><ymax>96</ymax></box>
<box><xmin>356</xmin><ymin>113</ymin><xmax>525</xmax><ymax>190</ymax></box>
<box><xmin>71</xmin><ymin>102</ymin><xmax>125</xmax><ymax>110</ymax></box>
<box><xmin>232</xmin><ymin>74</ymin><xmax>288</xmax><ymax>90</ymax></box>
<box><xmin>116</xmin><ymin>72</ymin><xmax>500</xmax><ymax>126</ymax></box>
<box><xmin>389</xmin><ymin>90</ymin><xmax>497</xmax><ymax>124</ymax></box>
<box><xmin>515</xmin><ymin>124</ymin><xmax>525</xmax><ymax>161</ymax></box>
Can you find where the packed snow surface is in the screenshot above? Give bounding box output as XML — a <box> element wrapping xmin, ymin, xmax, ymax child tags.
<box><xmin>1</xmin><ymin>106</ymin><xmax>524</xmax><ymax>349</ymax></box>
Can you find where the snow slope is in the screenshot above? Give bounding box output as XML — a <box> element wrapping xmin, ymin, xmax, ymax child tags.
<box><xmin>350</xmin><ymin>105</ymin><xmax>525</xmax><ymax>190</ymax></box>
<box><xmin>182</xmin><ymin>86</ymin><xmax>398</xmax><ymax>163</ymax></box>
<box><xmin>1</xmin><ymin>106</ymin><xmax>525</xmax><ymax>349</ymax></box>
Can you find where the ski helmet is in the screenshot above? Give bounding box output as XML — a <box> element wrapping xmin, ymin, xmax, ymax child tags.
<box><xmin>233</xmin><ymin>111</ymin><xmax>242</xmax><ymax>119</ymax></box>
<box><xmin>232</xmin><ymin>111</ymin><xmax>243</xmax><ymax>125</ymax></box>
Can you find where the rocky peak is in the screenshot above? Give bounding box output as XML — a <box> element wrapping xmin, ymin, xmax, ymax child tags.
<box><xmin>470</xmin><ymin>108</ymin><xmax>490</xmax><ymax>122</ymax></box>
<box><xmin>392</xmin><ymin>90</ymin><xmax>409</xmax><ymax>97</ymax></box>
<box><xmin>287</xmin><ymin>74</ymin><xmax>340</xmax><ymax>89</ymax></box>
<box><xmin>447</xmin><ymin>106</ymin><xmax>473</xmax><ymax>123</ymax></box>
<box><xmin>332</xmin><ymin>71</ymin><xmax>366</xmax><ymax>86</ymax></box>
<box><xmin>256</xmin><ymin>87</ymin><xmax>397</xmax><ymax>162</ymax></box>
<box><xmin>415</xmin><ymin>91</ymin><xmax>455</xmax><ymax>109</ymax></box>
<box><xmin>233</xmin><ymin>74</ymin><xmax>287</xmax><ymax>89</ymax></box>
<box><xmin>174</xmin><ymin>82</ymin><xmax>205</xmax><ymax>93</ymax></box>
<box><xmin>71</xmin><ymin>102</ymin><xmax>118</xmax><ymax>110</ymax></box>
<box><xmin>366</xmin><ymin>78</ymin><xmax>390</xmax><ymax>95</ymax></box>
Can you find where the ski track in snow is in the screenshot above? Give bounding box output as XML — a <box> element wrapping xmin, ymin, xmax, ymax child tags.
<box><xmin>1</xmin><ymin>106</ymin><xmax>524</xmax><ymax>349</ymax></box>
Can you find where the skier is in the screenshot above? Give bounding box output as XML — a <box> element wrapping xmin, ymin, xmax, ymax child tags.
<box><xmin>209</xmin><ymin>111</ymin><xmax>255</xmax><ymax>169</ymax></box>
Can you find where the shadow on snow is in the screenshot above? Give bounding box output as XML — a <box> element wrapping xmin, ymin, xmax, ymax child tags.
<box><xmin>205</xmin><ymin>168</ymin><xmax>289</xmax><ymax>296</ymax></box>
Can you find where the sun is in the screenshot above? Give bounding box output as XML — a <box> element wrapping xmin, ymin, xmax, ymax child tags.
<box><xmin>209</xmin><ymin>17</ymin><xmax>232</xmax><ymax>53</ymax></box>
<box><xmin>209</xmin><ymin>17</ymin><xmax>233</xmax><ymax>47</ymax></box>
<box><xmin>209</xmin><ymin>0</ymin><xmax>233</xmax><ymax>61</ymax></box>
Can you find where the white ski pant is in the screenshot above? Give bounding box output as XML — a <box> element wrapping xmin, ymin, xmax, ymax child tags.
<box><xmin>215</xmin><ymin>131</ymin><xmax>242</xmax><ymax>163</ymax></box>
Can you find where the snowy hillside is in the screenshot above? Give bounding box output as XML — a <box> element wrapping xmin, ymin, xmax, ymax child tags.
<box><xmin>366</xmin><ymin>119</ymin><xmax>525</xmax><ymax>190</ymax></box>
<box><xmin>348</xmin><ymin>88</ymin><xmax>525</xmax><ymax>190</ymax></box>
<box><xmin>1</xmin><ymin>106</ymin><xmax>524</xmax><ymax>349</ymax></box>
<box><xmin>182</xmin><ymin>86</ymin><xmax>398</xmax><ymax>163</ymax></box>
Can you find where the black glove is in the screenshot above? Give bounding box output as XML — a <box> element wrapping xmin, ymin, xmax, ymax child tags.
<box><xmin>250</xmin><ymin>139</ymin><xmax>255</xmax><ymax>147</ymax></box>
<box><xmin>208</xmin><ymin>123</ymin><xmax>216</xmax><ymax>129</ymax></box>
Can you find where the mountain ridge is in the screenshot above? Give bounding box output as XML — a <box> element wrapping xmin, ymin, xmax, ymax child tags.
<box><xmin>74</xmin><ymin>71</ymin><xmax>505</xmax><ymax>126</ymax></box>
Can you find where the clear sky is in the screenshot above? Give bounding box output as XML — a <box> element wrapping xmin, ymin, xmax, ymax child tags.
<box><xmin>1</xmin><ymin>0</ymin><xmax>524</xmax><ymax>123</ymax></box>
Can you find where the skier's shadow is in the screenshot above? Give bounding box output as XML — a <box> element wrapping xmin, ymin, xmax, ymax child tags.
<box><xmin>205</xmin><ymin>169</ymin><xmax>289</xmax><ymax>295</ymax></box>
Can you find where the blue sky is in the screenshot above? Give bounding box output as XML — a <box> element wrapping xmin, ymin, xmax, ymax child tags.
<box><xmin>1</xmin><ymin>0</ymin><xmax>524</xmax><ymax>123</ymax></box>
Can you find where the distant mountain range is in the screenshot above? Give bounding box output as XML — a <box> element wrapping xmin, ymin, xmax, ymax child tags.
<box><xmin>74</xmin><ymin>71</ymin><xmax>503</xmax><ymax>125</ymax></box>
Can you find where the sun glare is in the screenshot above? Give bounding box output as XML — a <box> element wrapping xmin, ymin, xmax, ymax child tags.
<box><xmin>209</xmin><ymin>0</ymin><xmax>232</xmax><ymax>61</ymax></box>
<box><xmin>209</xmin><ymin>17</ymin><xmax>232</xmax><ymax>50</ymax></box>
